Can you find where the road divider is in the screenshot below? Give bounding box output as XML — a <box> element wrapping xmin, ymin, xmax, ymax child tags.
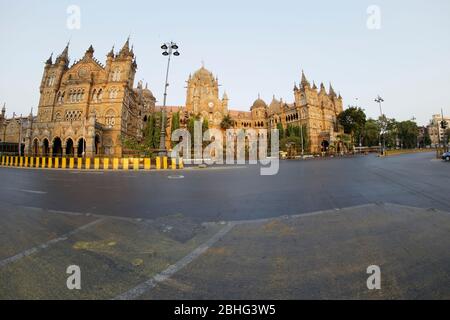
<box><xmin>0</xmin><ymin>156</ymin><xmax>184</xmax><ymax>171</ymax></box>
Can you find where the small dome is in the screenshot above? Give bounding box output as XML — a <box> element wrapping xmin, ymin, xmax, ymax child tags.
<box><xmin>251</xmin><ymin>97</ymin><xmax>267</xmax><ymax>110</ymax></box>
<box><xmin>268</xmin><ymin>96</ymin><xmax>281</xmax><ymax>114</ymax></box>
<box><xmin>142</xmin><ymin>88</ymin><xmax>154</xmax><ymax>98</ymax></box>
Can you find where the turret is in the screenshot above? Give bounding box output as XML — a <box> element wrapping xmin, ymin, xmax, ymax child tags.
<box><xmin>84</xmin><ymin>45</ymin><xmax>94</xmax><ymax>60</ymax></box>
<box><xmin>319</xmin><ymin>82</ymin><xmax>326</xmax><ymax>95</ymax></box>
<box><xmin>222</xmin><ymin>91</ymin><xmax>229</xmax><ymax>111</ymax></box>
<box><xmin>0</xmin><ymin>103</ymin><xmax>5</xmax><ymax>120</ymax></box>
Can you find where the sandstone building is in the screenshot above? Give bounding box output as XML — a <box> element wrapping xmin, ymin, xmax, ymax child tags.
<box><xmin>0</xmin><ymin>39</ymin><xmax>156</xmax><ymax>157</ymax></box>
<box><xmin>163</xmin><ymin>66</ymin><xmax>345</xmax><ymax>153</ymax></box>
<box><xmin>1</xmin><ymin>42</ymin><xmax>345</xmax><ymax>157</ymax></box>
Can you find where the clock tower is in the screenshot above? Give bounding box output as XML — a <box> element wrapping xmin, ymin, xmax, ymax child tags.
<box><xmin>185</xmin><ymin>65</ymin><xmax>228</xmax><ymax>127</ymax></box>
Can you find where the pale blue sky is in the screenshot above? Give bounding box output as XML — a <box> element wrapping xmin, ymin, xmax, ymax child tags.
<box><xmin>1</xmin><ymin>0</ymin><xmax>450</xmax><ymax>125</ymax></box>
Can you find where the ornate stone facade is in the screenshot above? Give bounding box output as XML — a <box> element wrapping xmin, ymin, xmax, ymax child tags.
<box><xmin>20</xmin><ymin>39</ymin><xmax>155</xmax><ymax>157</ymax></box>
<box><xmin>2</xmin><ymin>47</ymin><xmax>344</xmax><ymax>156</ymax></box>
<box><xmin>164</xmin><ymin>67</ymin><xmax>344</xmax><ymax>153</ymax></box>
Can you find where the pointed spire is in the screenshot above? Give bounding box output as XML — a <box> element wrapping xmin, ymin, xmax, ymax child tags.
<box><xmin>107</xmin><ymin>45</ymin><xmax>115</xmax><ymax>58</ymax></box>
<box><xmin>312</xmin><ymin>81</ymin><xmax>317</xmax><ymax>90</ymax></box>
<box><xmin>329</xmin><ymin>83</ymin><xmax>336</xmax><ymax>97</ymax></box>
<box><xmin>301</xmin><ymin>70</ymin><xmax>310</xmax><ymax>88</ymax></box>
<box><xmin>319</xmin><ymin>82</ymin><xmax>326</xmax><ymax>94</ymax></box>
<box><xmin>56</xmin><ymin>42</ymin><xmax>69</xmax><ymax>64</ymax></box>
<box><xmin>45</xmin><ymin>52</ymin><xmax>53</xmax><ymax>65</ymax></box>
<box><xmin>338</xmin><ymin>92</ymin><xmax>342</xmax><ymax>100</ymax></box>
<box><xmin>61</xmin><ymin>42</ymin><xmax>69</xmax><ymax>58</ymax></box>
<box><xmin>119</xmin><ymin>36</ymin><xmax>131</xmax><ymax>56</ymax></box>
<box><xmin>1</xmin><ymin>103</ymin><xmax>5</xmax><ymax>115</ymax></box>
<box><xmin>293</xmin><ymin>81</ymin><xmax>298</xmax><ymax>91</ymax></box>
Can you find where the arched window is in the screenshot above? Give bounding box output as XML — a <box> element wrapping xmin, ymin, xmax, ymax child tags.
<box><xmin>105</xmin><ymin>109</ymin><xmax>115</xmax><ymax>128</ymax></box>
<box><xmin>112</xmin><ymin>68</ymin><xmax>121</xmax><ymax>81</ymax></box>
<box><xmin>97</xmin><ymin>89</ymin><xmax>103</xmax><ymax>102</ymax></box>
<box><xmin>92</xmin><ymin>89</ymin><xmax>97</xmax><ymax>102</ymax></box>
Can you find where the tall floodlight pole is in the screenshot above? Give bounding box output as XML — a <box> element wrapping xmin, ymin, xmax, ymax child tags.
<box><xmin>375</xmin><ymin>95</ymin><xmax>385</xmax><ymax>156</ymax></box>
<box><xmin>158</xmin><ymin>42</ymin><xmax>180</xmax><ymax>156</ymax></box>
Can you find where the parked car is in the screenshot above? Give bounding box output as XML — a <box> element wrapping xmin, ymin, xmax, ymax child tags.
<box><xmin>442</xmin><ymin>152</ymin><xmax>450</xmax><ymax>161</ymax></box>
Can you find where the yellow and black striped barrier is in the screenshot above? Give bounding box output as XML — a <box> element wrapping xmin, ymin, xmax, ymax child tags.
<box><xmin>0</xmin><ymin>156</ymin><xmax>184</xmax><ymax>171</ymax></box>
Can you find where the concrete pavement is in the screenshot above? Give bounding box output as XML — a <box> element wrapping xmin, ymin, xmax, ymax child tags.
<box><xmin>1</xmin><ymin>152</ymin><xmax>450</xmax><ymax>299</ymax></box>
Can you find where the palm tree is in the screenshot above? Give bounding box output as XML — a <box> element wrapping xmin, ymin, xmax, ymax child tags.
<box><xmin>220</xmin><ymin>114</ymin><xmax>234</xmax><ymax>130</ymax></box>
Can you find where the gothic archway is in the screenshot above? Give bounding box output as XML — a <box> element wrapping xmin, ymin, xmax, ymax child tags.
<box><xmin>77</xmin><ymin>138</ymin><xmax>86</xmax><ymax>157</ymax></box>
<box><xmin>53</xmin><ymin>137</ymin><xmax>62</xmax><ymax>157</ymax></box>
<box><xmin>43</xmin><ymin>138</ymin><xmax>49</xmax><ymax>156</ymax></box>
<box><xmin>66</xmin><ymin>138</ymin><xmax>74</xmax><ymax>156</ymax></box>
<box><xmin>95</xmin><ymin>134</ymin><xmax>101</xmax><ymax>155</ymax></box>
<box><xmin>32</xmin><ymin>138</ymin><xmax>39</xmax><ymax>156</ymax></box>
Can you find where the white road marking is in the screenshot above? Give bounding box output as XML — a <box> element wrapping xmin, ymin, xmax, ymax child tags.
<box><xmin>18</xmin><ymin>189</ymin><xmax>47</xmax><ymax>195</ymax></box>
<box><xmin>114</xmin><ymin>222</ymin><xmax>236</xmax><ymax>300</ymax></box>
<box><xmin>168</xmin><ymin>175</ymin><xmax>184</xmax><ymax>179</ymax></box>
<box><xmin>0</xmin><ymin>219</ymin><xmax>103</xmax><ymax>268</ymax></box>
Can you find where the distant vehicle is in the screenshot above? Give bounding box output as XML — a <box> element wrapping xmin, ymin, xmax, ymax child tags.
<box><xmin>442</xmin><ymin>152</ymin><xmax>450</xmax><ymax>161</ymax></box>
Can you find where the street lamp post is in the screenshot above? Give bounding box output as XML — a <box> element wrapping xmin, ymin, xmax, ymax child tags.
<box><xmin>375</xmin><ymin>95</ymin><xmax>385</xmax><ymax>156</ymax></box>
<box><xmin>158</xmin><ymin>42</ymin><xmax>180</xmax><ymax>156</ymax></box>
<box><xmin>299</xmin><ymin>114</ymin><xmax>304</xmax><ymax>157</ymax></box>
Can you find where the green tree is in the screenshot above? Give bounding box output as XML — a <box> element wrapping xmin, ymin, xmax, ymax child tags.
<box><xmin>397</xmin><ymin>120</ymin><xmax>418</xmax><ymax>149</ymax></box>
<box><xmin>337</xmin><ymin>106</ymin><xmax>367</xmax><ymax>145</ymax></box>
<box><xmin>280</xmin><ymin>136</ymin><xmax>302</xmax><ymax>153</ymax></box>
<box><xmin>423</xmin><ymin>132</ymin><xmax>432</xmax><ymax>146</ymax></box>
<box><xmin>363</xmin><ymin>119</ymin><xmax>380</xmax><ymax>147</ymax></box>
<box><xmin>220</xmin><ymin>114</ymin><xmax>234</xmax><ymax>130</ymax></box>
<box><xmin>170</xmin><ymin>111</ymin><xmax>180</xmax><ymax>147</ymax></box>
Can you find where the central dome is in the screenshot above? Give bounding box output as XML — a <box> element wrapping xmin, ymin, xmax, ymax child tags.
<box><xmin>193</xmin><ymin>66</ymin><xmax>215</xmax><ymax>83</ymax></box>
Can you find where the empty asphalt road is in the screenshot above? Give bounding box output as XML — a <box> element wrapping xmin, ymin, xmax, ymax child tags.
<box><xmin>0</xmin><ymin>152</ymin><xmax>449</xmax><ymax>222</ymax></box>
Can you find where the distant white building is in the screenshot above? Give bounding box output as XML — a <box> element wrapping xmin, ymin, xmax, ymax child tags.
<box><xmin>427</xmin><ymin>114</ymin><xmax>450</xmax><ymax>146</ymax></box>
